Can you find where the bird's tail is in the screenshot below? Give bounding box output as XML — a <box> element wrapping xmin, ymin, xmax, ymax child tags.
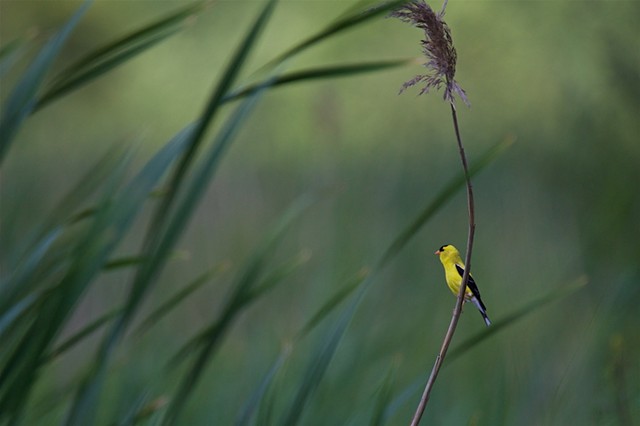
<box><xmin>470</xmin><ymin>296</ymin><xmax>491</xmax><ymax>327</ymax></box>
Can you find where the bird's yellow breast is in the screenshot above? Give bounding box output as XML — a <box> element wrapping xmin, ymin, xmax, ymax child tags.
<box><xmin>443</xmin><ymin>263</ymin><xmax>474</xmax><ymax>299</ymax></box>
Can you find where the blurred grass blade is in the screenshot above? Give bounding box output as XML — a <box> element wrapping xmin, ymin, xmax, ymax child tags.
<box><xmin>0</xmin><ymin>160</ymin><xmax>129</xmax><ymax>424</ymax></box>
<box><xmin>0</xmin><ymin>38</ymin><xmax>22</xmax><ymax>61</ymax></box>
<box><xmin>116</xmin><ymin>391</ymin><xmax>151</xmax><ymax>426</ymax></box>
<box><xmin>380</xmin><ymin>379</ymin><xmax>421</xmax><ymax>425</ymax></box>
<box><xmin>117</xmin><ymin>391</ymin><xmax>169</xmax><ymax>426</ymax></box>
<box><xmin>220</xmin><ymin>252</ymin><xmax>312</xmax><ymax>424</ymax></box>
<box><xmin>35</xmin><ymin>1</ymin><xmax>209</xmax><ymax>111</ymax></box>
<box><xmin>148</xmin><ymin>0</ymin><xmax>286</xmax><ymax>365</ymax></box>
<box><xmin>141</xmin><ymin>0</ymin><xmax>278</xmax><ymax>250</ymax></box>
<box><xmin>103</xmin><ymin>255</ymin><xmax>146</xmax><ymax>271</ymax></box>
<box><xmin>66</xmin><ymin>0</ymin><xmax>279</xmax><ymax>410</ymax></box>
<box><xmin>379</xmin><ymin>135</ymin><xmax>514</xmax><ymax>267</ymax></box>
<box><xmin>44</xmin><ymin>266</ymin><xmax>225</xmax><ymax>363</ymax></box>
<box><xmin>224</xmin><ymin>58</ymin><xmax>413</xmax><ymax>103</ymax></box>
<box><xmin>0</xmin><ymin>38</ymin><xmax>27</xmax><ymax>77</ymax></box>
<box><xmin>0</xmin><ymin>147</ymin><xmax>129</xmax><ymax>348</ymax></box>
<box><xmin>2</xmin><ymin>126</ymin><xmax>190</xmax><ymax>422</ymax></box>
<box><xmin>1</xmin><ymin>146</ymin><xmax>125</xmax><ymax>312</ymax></box>
<box><xmin>0</xmin><ymin>156</ymin><xmax>139</xmax><ymax>340</ymax></box>
<box><xmin>111</xmin><ymin>0</ymin><xmax>280</xmax><ymax>356</ymax></box>
<box><xmin>104</xmin><ymin>248</ymin><xmax>192</xmax><ymax>272</ymax></box>
<box><xmin>0</xmin><ymin>0</ymin><xmax>92</xmax><ymax>162</ymax></box>
<box><xmin>154</xmin><ymin>90</ymin><xmax>279</xmax><ymax>368</ymax></box>
<box><xmin>235</xmin><ymin>348</ymin><xmax>290</xmax><ymax>426</ymax></box>
<box><xmin>266</xmin><ymin>0</ymin><xmax>410</xmax><ymax>69</ymax></box>
<box><xmin>169</xmin><ymin>197</ymin><xmax>314</xmax><ymax>366</ymax></box>
<box><xmin>0</xmin><ymin>229</ymin><xmax>62</xmax><ymax>309</ymax></box>
<box><xmin>43</xmin><ymin>145</ymin><xmax>127</xmax><ymax>231</ymax></box>
<box><xmin>447</xmin><ymin>276</ymin><xmax>589</xmax><ymax>364</ymax></box>
<box><xmin>295</xmin><ymin>269</ymin><xmax>367</xmax><ymax>340</ymax></box>
<box><xmin>235</xmin><ymin>271</ymin><xmax>367</xmax><ymax>426</ymax></box>
<box><xmin>131</xmin><ymin>396</ymin><xmax>169</xmax><ymax>426</ymax></box>
<box><xmin>45</xmin><ymin>308</ymin><xmax>121</xmax><ymax>363</ymax></box>
<box><xmin>338</xmin><ymin>0</ymin><xmax>385</xmax><ymax>18</ymax></box>
<box><xmin>134</xmin><ymin>265</ymin><xmax>227</xmax><ymax>335</ymax></box>
<box><xmin>163</xmin><ymin>193</ymin><xmax>312</xmax><ymax>424</ymax></box>
<box><xmin>39</xmin><ymin>125</ymin><xmax>193</xmax><ymax>425</ymax></box>
<box><xmin>244</xmin><ymin>249</ymin><xmax>311</xmax><ymax>303</ymax></box>
<box><xmin>280</xmin><ymin>294</ymin><xmax>359</xmax><ymax>426</ymax></box>
<box><xmin>279</xmin><ymin>271</ymin><xmax>369</xmax><ymax>426</ymax></box>
<box><xmin>0</xmin><ymin>292</ymin><xmax>40</xmax><ymax>339</ymax></box>
<box><xmin>369</xmin><ymin>359</ymin><xmax>399</xmax><ymax>426</ymax></box>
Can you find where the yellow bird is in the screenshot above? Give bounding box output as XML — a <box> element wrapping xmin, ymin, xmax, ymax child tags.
<box><xmin>435</xmin><ymin>244</ymin><xmax>491</xmax><ymax>326</ymax></box>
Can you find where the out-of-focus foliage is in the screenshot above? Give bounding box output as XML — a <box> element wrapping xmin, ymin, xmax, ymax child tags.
<box><xmin>1</xmin><ymin>0</ymin><xmax>638</xmax><ymax>425</ymax></box>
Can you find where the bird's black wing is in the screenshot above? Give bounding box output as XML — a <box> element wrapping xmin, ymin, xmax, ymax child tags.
<box><xmin>455</xmin><ymin>264</ymin><xmax>487</xmax><ymax>311</ymax></box>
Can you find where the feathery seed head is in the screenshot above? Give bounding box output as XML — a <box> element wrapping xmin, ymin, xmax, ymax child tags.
<box><xmin>391</xmin><ymin>0</ymin><xmax>469</xmax><ymax>106</ymax></box>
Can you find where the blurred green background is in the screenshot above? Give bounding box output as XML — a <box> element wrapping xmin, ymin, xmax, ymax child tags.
<box><xmin>1</xmin><ymin>0</ymin><xmax>638</xmax><ymax>425</ymax></box>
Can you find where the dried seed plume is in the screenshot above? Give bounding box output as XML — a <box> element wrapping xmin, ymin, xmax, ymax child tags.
<box><xmin>391</xmin><ymin>0</ymin><xmax>469</xmax><ymax>106</ymax></box>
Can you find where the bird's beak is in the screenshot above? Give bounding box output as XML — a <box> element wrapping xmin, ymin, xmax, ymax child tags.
<box><xmin>434</xmin><ymin>250</ymin><xmax>441</xmax><ymax>255</ymax></box>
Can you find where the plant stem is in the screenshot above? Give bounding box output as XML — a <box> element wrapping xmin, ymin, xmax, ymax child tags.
<box><xmin>410</xmin><ymin>104</ymin><xmax>475</xmax><ymax>426</ymax></box>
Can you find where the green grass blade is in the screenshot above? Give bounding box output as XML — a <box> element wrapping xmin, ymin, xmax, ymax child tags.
<box><xmin>116</xmin><ymin>391</ymin><xmax>169</xmax><ymax>426</ymax></box>
<box><xmin>379</xmin><ymin>136</ymin><xmax>514</xmax><ymax>267</ymax></box>
<box><xmin>148</xmin><ymin>89</ymin><xmax>276</xmax><ymax>369</ymax></box>
<box><xmin>295</xmin><ymin>269</ymin><xmax>368</xmax><ymax>341</ymax></box>
<box><xmin>173</xmin><ymin>252</ymin><xmax>307</xmax><ymax>364</ymax></box>
<box><xmin>0</xmin><ymin>39</ymin><xmax>22</xmax><ymax>61</ymax></box>
<box><xmin>265</xmin><ymin>0</ymin><xmax>409</xmax><ymax>69</ymax></box>
<box><xmin>35</xmin><ymin>2</ymin><xmax>208</xmax><ymax>111</ymax></box>
<box><xmin>105</xmin><ymin>1</ymin><xmax>280</xmax><ymax>368</ymax></box>
<box><xmin>41</xmin><ymin>125</ymin><xmax>193</xmax><ymax>425</ymax></box>
<box><xmin>116</xmin><ymin>75</ymin><xmax>278</xmax><ymax>416</ymax></box>
<box><xmin>45</xmin><ymin>146</ymin><xmax>127</xmax><ymax>230</ymax></box>
<box><xmin>0</xmin><ymin>38</ymin><xmax>27</xmax><ymax>77</ymax></box>
<box><xmin>45</xmin><ymin>308</ymin><xmax>121</xmax><ymax>363</ymax></box>
<box><xmin>103</xmin><ymin>255</ymin><xmax>146</xmax><ymax>271</ymax></box>
<box><xmin>163</xmin><ymin>193</ymin><xmax>313</xmax><ymax>424</ymax></box>
<box><xmin>236</xmin><ymin>270</ymin><xmax>367</xmax><ymax>426</ymax></box>
<box><xmin>129</xmin><ymin>396</ymin><xmax>169</xmax><ymax>426</ymax></box>
<box><xmin>379</xmin><ymin>380</ymin><xmax>420</xmax><ymax>426</ymax></box>
<box><xmin>1</xmin><ymin>146</ymin><xmax>125</xmax><ymax>312</ymax></box>
<box><xmin>115</xmin><ymin>391</ymin><xmax>151</xmax><ymax>426</ymax></box>
<box><xmin>235</xmin><ymin>348</ymin><xmax>290</xmax><ymax>426</ymax></box>
<box><xmin>37</xmin><ymin>29</ymin><xmax>177</xmax><ymax>110</ymax></box>
<box><xmin>243</xmin><ymin>249</ymin><xmax>311</xmax><ymax>304</ymax></box>
<box><xmin>0</xmin><ymin>229</ymin><xmax>62</xmax><ymax>309</ymax></box>
<box><xmin>235</xmin><ymin>253</ymin><xmax>336</xmax><ymax>425</ymax></box>
<box><xmin>133</xmin><ymin>265</ymin><xmax>227</xmax><ymax>335</ymax></box>
<box><xmin>0</xmin><ymin>146</ymin><xmax>129</xmax><ymax>348</ymax></box>
<box><xmin>0</xmin><ymin>0</ymin><xmax>92</xmax><ymax>162</ymax></box>
<box><xmin>140</xmin><ymin>0</ymin><xmax>278</xmax><ymax>256</ymax></box>
<box><xmin>369</xmin><ymin>359</ymin><xmax>399</xmax><ymax>426</ymax></box>
<box><xmin>0</xmin><ymin>153</ymin><xmax>130</xmax><ymax>424</ymax></box>
<box><xmin>104</xmin><ymin>248</ymin><xmax>192</xmax><ymax>272</ymax></box>
<box><xmin>224</xmin><ymin>59</ymin><xmax>413</xmax><ymax>103</ymax></box>
<box><xmin>41</xmin><ymin>266</ymin><xmax>223</xmax><ymax>365</ymax></box>
<box><xmin>279</xmin><ymin>272</ymin><xmax>370</xmax><ymax>426</ymax></box>
<box><xmin>2</xmin><ymin>126</ymin><xmax>188</xmax><ymax>421</ymax></box>
<box><xmin>0</xmin><ymin>292</ymin><xmax>40</xmax><ymax>340</ymax></box>
<box><xmin>169</xmin><ymin>196</ymin><xmax>314</xmax><ymax>366</ymax></box>
<box><xmin>280</xmin><ymin>297</ymin><xmax>358</xmax><ymax>426</ymax></box>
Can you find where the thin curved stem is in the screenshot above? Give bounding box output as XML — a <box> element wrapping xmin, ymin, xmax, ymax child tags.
<box><xmin>410</xmin><ymin>103</ymin><xmax>475</xmax><ymax>426</ymax></box>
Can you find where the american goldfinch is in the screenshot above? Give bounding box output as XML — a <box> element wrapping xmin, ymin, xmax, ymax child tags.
<box><xmin>435</xmin><ymin>244</ymin><xmax>491</xmax><ymax>326</ymax></box>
